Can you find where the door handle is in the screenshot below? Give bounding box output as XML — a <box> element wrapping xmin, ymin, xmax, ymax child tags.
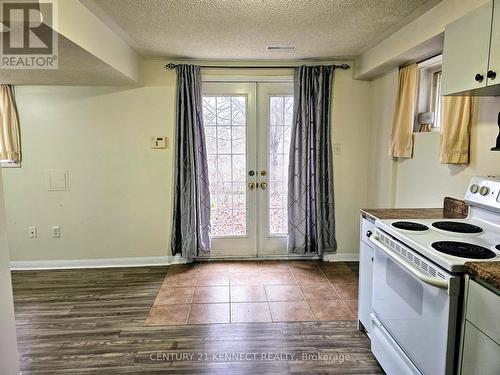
<box><xmin>260</xmin><ymin>182</ymin><xmax>267</xmax><ymax>190</ymax></box>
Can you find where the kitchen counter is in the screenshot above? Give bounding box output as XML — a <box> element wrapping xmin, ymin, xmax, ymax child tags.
<box><xmin>464</xmin><ymin>262</ymin><xmax>500</xmax><ymax>291</ymax></box>
<box><xmin>361</xmin><ymin>197</ymin><xmax>469</xmax><ymax>222</ymax></box>
<box><xmin>360</xmin><ymin>207</ymin><xmax>468</xmax><ymax>221</ymax></box>
<box><xmin>361</xmin><ymin>208</ymin><xmax>445</xmax><ymax>221</ymax></box>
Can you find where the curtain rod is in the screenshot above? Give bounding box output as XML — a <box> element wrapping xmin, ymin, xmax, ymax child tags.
<box><xmin>164</xmin><ymin>63</ymin><xmax>350</xmax><ymax>70</ymax></box>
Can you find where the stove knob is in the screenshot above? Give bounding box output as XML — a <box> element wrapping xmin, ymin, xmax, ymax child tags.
<box><xmin>479</xmin><ymin>186</ymin><xmax>490</xmax><ymax>196</ymax></box>
<box><xmin>470</xmin><ymin>184</ymin><xmax>479</xmax><ymax>194</ymax></box>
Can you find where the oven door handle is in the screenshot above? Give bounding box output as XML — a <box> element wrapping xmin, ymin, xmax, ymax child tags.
<box><xmin>370</xmin><ymin>235</ymin><xmax>450</xmax><ymax>292</ymax></box>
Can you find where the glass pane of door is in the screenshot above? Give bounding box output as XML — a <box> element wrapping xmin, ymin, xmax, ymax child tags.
<box><xmin>257</xmin><ymin>83</ymin><xmax>294</xmax><ymax>256</ymax></box>
<box><xmin>268</xmin><ymin>96</ymin><xmax>293</xmax><ymax>235</ymax></box>
<box><xmin>203</xmin><ymin>96</ymin><xmax>247</xmax><ymax>237</ymax></box>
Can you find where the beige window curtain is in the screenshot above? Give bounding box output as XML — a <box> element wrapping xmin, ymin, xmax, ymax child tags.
<box><xmin>0</xmin><ymin>85</ymin><xmax>21</xmax><ymax>163</ymax></box>
<box><xmin>390</xmin><ymin>63</ymin><xmax>418</xmax><ymax>158</ymax></box>
<box><xmin>440</xmin><ymin>96</ymin><xmax>477</xmax><ymax>164</ymax></box>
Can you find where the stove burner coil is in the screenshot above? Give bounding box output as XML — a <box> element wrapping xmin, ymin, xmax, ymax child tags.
<box><xmin>431</xmin><ymin>241</ymin><xmax>496</xmax><ymax>259</ymax></box>
<box><xmin>431</xmin><ymin>221</ymin><xmax>483</xmax><ymax>234</ymax></box>
<box><xmin>392</xmin><ymin>221</ymin><xmax>429</xmax><ymax>231</ymax></box>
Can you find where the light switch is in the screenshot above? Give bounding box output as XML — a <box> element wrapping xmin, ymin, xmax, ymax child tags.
<box><xmin>151</xmin><ymin>136</ymin><xmax>167</xmax><ymax>149</ymax></box>
<box><xmin>47</xmin><ymin>170</ymin><xmax>69</xmax><ymax>191</ymax></box>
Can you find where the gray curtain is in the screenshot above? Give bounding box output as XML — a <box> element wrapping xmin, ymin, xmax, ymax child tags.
<box><xmin>171</xmin><ymin>65</ymin><xmax>211</xmax><ymax>260</ymax></box>
<box><xmin>287</xmin><ymin>65</ymin><xmax>337</xmax><ymax>255</ymax></box>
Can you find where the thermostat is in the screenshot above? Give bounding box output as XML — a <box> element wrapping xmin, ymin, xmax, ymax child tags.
<box><xmin>151</xmin><ymin>136</ymin><xmax>167</xmax><ymax>149</ymax></box>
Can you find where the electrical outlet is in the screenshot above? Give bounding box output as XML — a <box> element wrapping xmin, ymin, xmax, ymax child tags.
<box><xmin>28</xmin><ymin>226</ymin><xmax>37</xmax><ymax>238</ymax></box>
<box><xmin>52</xmin><ymin>226</ymin><xmax>61</xmax><ymax>238</ymax></box>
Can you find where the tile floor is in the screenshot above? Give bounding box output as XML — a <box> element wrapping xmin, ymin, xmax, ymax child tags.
<box><xmin>146</xmin><ymin>260</ymin><xmax>359</xmax><ymax>325</ymax></box>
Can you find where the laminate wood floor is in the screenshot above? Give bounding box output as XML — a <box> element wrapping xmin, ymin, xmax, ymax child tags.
<box><xmin>11</xmin><ymin>263</ymin><xmax>383</xmax><ymax>374</ymax></box>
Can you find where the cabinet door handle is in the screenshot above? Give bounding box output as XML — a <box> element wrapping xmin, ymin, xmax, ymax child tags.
<box><xmin>487</xmin><ymin>70</ymin><xmax>497</xmax><ymax>80</ymax></box>
<box><xmin>475</xmin><ymin>73</ymin><xmax>484</xmax><ymax>82</ymax></box>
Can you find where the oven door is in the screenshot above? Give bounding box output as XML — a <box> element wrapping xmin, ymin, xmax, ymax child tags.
<box><xmin>370</xmin><ymin>231</ymin><xmax>459</xmax><ymax>375</ymax></box>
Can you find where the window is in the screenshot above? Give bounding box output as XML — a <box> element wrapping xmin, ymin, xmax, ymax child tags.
<box><xmin>415</xmin><ymin>55</ymin><xmax>442</xmax><ymax>132</ymax></box>
<box><xmin>0</xmin><ymin>85</ymin><xmax>22</xmax><ymax>167</ymax></box>
<box><xmin>430</xmin><ymin>70</ymin><xmax>442</xmax><ymax>128</ymax></box>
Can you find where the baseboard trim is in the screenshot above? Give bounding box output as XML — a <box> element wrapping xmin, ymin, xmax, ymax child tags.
<box><xmin>322</xmin><ymin>253</ymin><xmax>359</xmax><ymax>262</ymax></box>
<box><xmin>10</xmin><ymin>253</ymin><xmax>358</xmax><ymax>270</ymax></box>
<box><xmin>10</xmin><ymin>255</ymin><xmax>186</xmax><ymax>270</ymax></box>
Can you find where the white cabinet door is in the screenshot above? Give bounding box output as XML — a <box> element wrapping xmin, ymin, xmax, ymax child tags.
<box><xmin>442</xmin><ymin>1</ymin><xmax>493</xmax><ymax>95</ymax></box>
<box><xmin>466</xmin><ymin>279</ymin><xmax>500</xmax><ymax>343</ymax></box>
<box><xmin>358</xmin><ymin>240</ymin><xmax>373</xmax><ymax>334</ymax></box>
<box><xmin>487</xmin><ymin>0</ymin><xmax>500</xmax><ymax>86</ymax></box>
<box><xmin>460</xmin><ymin>322</ymin><xmax>500</xmax><ymax>375</ymax></box>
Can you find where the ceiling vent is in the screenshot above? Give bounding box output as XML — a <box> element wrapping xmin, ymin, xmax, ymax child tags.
<box><xmin>267</xmin><ymin>46</ymin><xmax>296</xmax><ymax>51</ymax></box>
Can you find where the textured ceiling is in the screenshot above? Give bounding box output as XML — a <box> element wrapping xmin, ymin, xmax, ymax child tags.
<box><xmin>90</xmin><ymin>0</ymin><xmax>438</xmax><ymax>60</ymax></box>
<box><xmin>0</xmin><ymin>35</ymin><xmax>137</xmax><ymax>86</ymax></box>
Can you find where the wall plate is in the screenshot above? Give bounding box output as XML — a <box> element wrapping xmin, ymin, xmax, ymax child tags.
<box><xmin>151</xmin><ymin>136</ymin><xmax>167</xmax><ymax>149</ymax></box>
<box><xmin>47</xmin><ymin>170</ymin><xmax>69</xmax><ymax>191</ymax></box>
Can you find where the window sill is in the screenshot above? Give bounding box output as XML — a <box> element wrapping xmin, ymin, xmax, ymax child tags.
<box><xmin>413</xmin><ymin>129</ymin><xmax>440</xmax><ymax>135</ymax></box>
<box><xmin>1</xmin><ymin>161</ymin><xmax>21</xmax><ymax>168</ymax></box>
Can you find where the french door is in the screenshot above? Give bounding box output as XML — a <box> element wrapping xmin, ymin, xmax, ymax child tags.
<box><xmin>202</xmin><ymin>81</ymin><xmax>293</xmax><ymax>258</ymax></box>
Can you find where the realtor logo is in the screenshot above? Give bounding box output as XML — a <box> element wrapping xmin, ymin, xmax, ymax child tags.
<box><xmin>0</xmin><ymin>0</ymin><xmax>58</xmax><ymax>69</ymax></box>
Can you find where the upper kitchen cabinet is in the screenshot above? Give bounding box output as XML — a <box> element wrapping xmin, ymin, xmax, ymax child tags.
<box><xmin>488</xmin><ymin>0</ymin><xmax>500</xmax><ymax>87</ymax></box>
<box><xmin>442</xmin><ymin>1</ymin><xmax>494</xmax><ymax>96</ymax></box>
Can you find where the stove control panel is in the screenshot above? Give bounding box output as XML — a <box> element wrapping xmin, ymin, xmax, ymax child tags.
<box><xmin>465</xmin><ymin>177</ymin><xmax>500</xmax><ymax>212</ymax></box>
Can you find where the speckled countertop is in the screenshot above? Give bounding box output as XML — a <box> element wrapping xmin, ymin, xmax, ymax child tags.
<box><xmin>361</xmin><ymin>197</ymin><xmax>469</xmax><ymax>222</ymax></box>
<box><xmin>464</xmin><ymin>262</ymin><xmax>500</xmax><ymax>291</ymax></box>
<box><xmin>360</xmin><ymin>208</ymin><xmax>466</xmax><ymax>221</ymax></box>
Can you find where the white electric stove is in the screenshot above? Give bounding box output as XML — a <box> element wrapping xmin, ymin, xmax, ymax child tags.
<box><xmin>368</xmin><ymin>176</ymin><xmax>500</xmax><ymax>375</ymax></box>
<box><xmin>377</xmin><ymin>216</ymin><xmax>500</xmax><ymax>273</ymax></box>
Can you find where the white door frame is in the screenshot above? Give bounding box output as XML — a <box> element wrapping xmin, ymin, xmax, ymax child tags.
<box><xmin>199</xmin><ymin>80</ymin><xmax>310</xmax><ymax>260</ymax></box>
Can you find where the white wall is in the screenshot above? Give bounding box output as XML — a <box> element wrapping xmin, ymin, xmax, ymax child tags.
<box><xmin>331</xmin><ymin>72</ymin><xmax>371</xmax><ymax>254</ymax></box>
<box><xmin>2</xmin><ymin>60</ymin><xmax>370</xmax><ymax>261</ymax></box>
<box><xmin>0</xmin><ymin>169</ymin><xmax>20</xmax><ymax>374</ymax></box>
<box><xmin>3</xmin><ymin>61</ymin><xmax>176</xmax><ymax>261</ymax></box>
<box><xmin>368</xmin><ymin>71</ymin><xmax>500</xmax><ymax>209</ymax></box>
<box><xmin>57</xmin><ymin>0</ymin><xmax>142</xmax><ymax>82</ymax></box>
<box><xmin>367</xmin><ymin>69</ymin><xmax>399</xmax><ymax>208</ymax></box>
